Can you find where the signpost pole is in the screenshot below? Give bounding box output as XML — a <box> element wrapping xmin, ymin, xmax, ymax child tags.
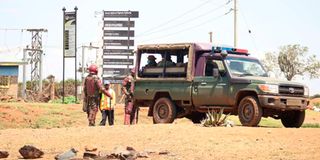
<box><xmin>62</xmin><ymin>7</ymin><xmax>66</xmax><ymax>104</ymax></box>
<box><xmin>127</xmin><ymin>11</ymin><xmax>131</xmax><ymax>74</ymax></box>
<box><xmin>74</xmin><ymin>6</ymin><xmax>78</xmax><ymax>102</ymax></box>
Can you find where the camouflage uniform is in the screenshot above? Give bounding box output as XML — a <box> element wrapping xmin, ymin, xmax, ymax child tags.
<box><xmin>122</xmin><ymin>75</ymin><xmax>137</xmax><ymax>125</ymax></box>
<box><xmin>83</xmin><ymin>74</ymin><xmax>112</xmax><ymax>126</ymax></box>
<box><xmin>157</xmin><ymin>59</ymin><xmax>175</xmax><ymax>67</ymax></box>
<box><xmin>145</xmin><ymin>60</ymin><xmax>157</xmax><ymax>67</ymax></box>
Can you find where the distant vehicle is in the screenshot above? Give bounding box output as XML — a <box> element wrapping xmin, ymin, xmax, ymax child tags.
<box><xmin>133</xmin><ymin>43</ymin><xmax>309</xmax><ymax>128</ymax></box>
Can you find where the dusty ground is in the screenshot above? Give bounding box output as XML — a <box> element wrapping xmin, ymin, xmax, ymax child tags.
<box><xmin>0</xmin><ymin>102</ymin><xmax>320</xmax><ymax>159</ymax></box>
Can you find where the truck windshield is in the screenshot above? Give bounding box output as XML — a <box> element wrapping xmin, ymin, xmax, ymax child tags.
<box><xmin>225</xmin><ymin>57</ymin><xmax>268</xmax><ymax>77</ymax></box>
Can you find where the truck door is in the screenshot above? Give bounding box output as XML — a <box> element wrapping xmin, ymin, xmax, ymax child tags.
<box><xmin>192</xmin><ymin>59</ymin><xmax>230</xmax><ymax>106</ymax></box>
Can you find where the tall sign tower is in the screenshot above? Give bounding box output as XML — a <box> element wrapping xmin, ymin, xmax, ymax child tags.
<box><xmin>102</xmin><ymin>11</ymin><xmax>139</xmax><ymax>83</ymax></box>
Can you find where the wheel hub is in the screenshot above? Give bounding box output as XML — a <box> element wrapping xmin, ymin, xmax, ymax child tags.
<box><xmin>243</xmin><ymin>103</ymin><xmax>253</xmax><ymax>121</ymax></box>
<box><xmin>158</xmin><ymin>104</ymin><xmax>168</xmax><ymax>119</ymax></box>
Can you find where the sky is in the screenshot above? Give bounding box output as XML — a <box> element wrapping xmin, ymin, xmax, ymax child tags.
<box><xmin>0</xmin><ymin>0</ymin><xmax>320</xmax><ymax>95</ymax></box>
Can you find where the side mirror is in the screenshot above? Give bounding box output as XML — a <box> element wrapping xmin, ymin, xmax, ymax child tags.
<box><xmin>213</xmin><ymin>68</ymin><xmax>220</xmax><ymax>78</ymax></box>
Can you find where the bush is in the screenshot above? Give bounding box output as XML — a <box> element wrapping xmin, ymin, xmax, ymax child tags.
<box><xmin>201</xmin><ymin>108</ymin><xmax>230</xmax><ymax>127</ymax></box>
<box><xmin>311</xmin><ymin>94</ymin><xmax>320</xmax><ymax>99</ymax></box>
<box><xmin>50</xmin><ymin>96</ymin><xmax>78</xmax><ymax>104</ymax></box>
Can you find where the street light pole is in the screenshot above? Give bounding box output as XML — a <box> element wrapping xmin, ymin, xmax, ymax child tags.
<box><xmin>234</xmin><ymin>0</ymin><xmax>237</xmax><ymax>48</ymax></box>
<box><xmin>81</xmin><ymin>46</ymin><xmax>85</xmax><ymax>83</ymax></box>
<box><xmin>22</xmin><ymin>48</ymin><xmax>27</xmax><ymax>99</ymax></box>
<box><xmin>81</xmin><ymin>43</ymin><xmax>99</xmax><ymax>83</ymax></box>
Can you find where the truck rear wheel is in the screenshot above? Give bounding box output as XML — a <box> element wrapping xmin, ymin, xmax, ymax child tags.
<box><xmin>281</xmin><ymin>110</ymin><xmax>305</xmax><ymax>128</ymax></box>
<box><xmin>153</xmin><ymin>97</ymin><xmax>176</xmax><ymax>124</ymax></box>
<box><xmin>238</xmin><ymin>96</ymin><xmax>262</xmax><ymax>127</ymax></box>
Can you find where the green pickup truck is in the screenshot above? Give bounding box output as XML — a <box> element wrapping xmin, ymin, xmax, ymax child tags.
<box><xmin>133</xmin><ymin>43</ymin><xmax>309</xmax><ymax>127</ymax></box>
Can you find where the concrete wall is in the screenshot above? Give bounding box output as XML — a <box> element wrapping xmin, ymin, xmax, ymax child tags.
<box><xmin>0</xmin><ymin>76</ymin><xmax>18</xmax><ymax>98</ymax></box>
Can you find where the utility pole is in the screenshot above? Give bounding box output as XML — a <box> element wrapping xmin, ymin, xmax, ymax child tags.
<box><xmin>209</xmin><ymin>32</ymin><xmax>213</xmax><ymax>43</ymax></box>
<box><xmin>26</xmin><ymin>28</ymin><xmax>47</xmax><ymax>92</ymax></box>
<box><xmin>233</xmin><ymin>0</ymin><xmax>237</xmax><ymax>48</ymax></box>
<box><xmin>22</xmin><ymin>48</ymin><xmax>27</xmax><ymax>99</ymax></box>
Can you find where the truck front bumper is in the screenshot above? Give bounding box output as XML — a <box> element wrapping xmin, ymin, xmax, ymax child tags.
<box><xmin>258</xmin><ymin>95</ymin><xmax>309</xmax><ymax>110</ymax></box>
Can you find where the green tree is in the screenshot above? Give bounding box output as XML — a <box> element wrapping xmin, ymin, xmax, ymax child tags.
<box><xmin>262</xmin><ymin>44</ymin><xmax>320</xmax><ymax>81</ymax></box>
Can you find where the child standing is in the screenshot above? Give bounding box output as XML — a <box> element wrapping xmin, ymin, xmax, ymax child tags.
<box><xmin>99</xmin><ymin>80</ymin><xmax>116</xmax><ymax>126</ymax></box>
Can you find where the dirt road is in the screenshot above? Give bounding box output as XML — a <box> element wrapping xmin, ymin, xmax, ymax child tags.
<box><xmin>1</xmin><ymin>124</ymin><xmax>320</xmax><ymax>159</ymax></box>
<box><xmin>1</xmin><ymin>103</ymin><xmax>320</xmax><ymax>159</ymax></box>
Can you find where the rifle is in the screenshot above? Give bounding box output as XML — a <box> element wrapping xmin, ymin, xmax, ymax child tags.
<box><xmin>136</xmin><ymin>106</ymin><xmax>139</xmax><ymax>124</ymax></box>
<box><xmin>82</xmin><ymin>97</ymin><xmax>88</xmax><ymax>112</ymax></box>
<box><xmin>119</xmin><ymin>94</ymin><xmax>126</xmax><ymax>103</ymax></box>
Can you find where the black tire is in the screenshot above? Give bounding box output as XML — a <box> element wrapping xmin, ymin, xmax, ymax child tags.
<box><xmin>186</xmin><ymin>112</ymin><xmax>206</xmax><ymax>124</ymax></box>
<box><xmin>281</xmin><ymin>110</ymin><xmax>305</xmax><ymax>128</ymax></box>
<box><xmin>153</xmin><ymin>97</ymin><xmax>176</xmax><ymax>124</ymax></box>
<box><xmin>238</xmin><ymin>96</ymin><xmax>262</xmax><ymax>127</ymax></box>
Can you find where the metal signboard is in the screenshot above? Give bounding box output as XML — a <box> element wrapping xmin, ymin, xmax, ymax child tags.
<box><xmin>104</xmin><ymin>21</ymin><xmax>134</xmax><ymax>27</ymax></box>
<box><xmin>64</xmin><ymin>11</ymin><xmax>76</xmax><ymax>57</ymax></box>
<box><xmin>103</xmin><ymin>58</ymin><xmax>134</xmax><ymax>65</ymax></box>
<box><xmin>103</xmin><ymin>49</ymin><xmax>133</xmax><ymax>56</ymax></box>
<box><xmin>104</xmin><ymin>30</ymin><xmax>134</xmax><ymax>37</ymax></box>
<box><xmin>104</xmin><ymin>11</ymin><xmax>139</xmax><ymax>18</ymax></box>
<box><xmin>103</xmin><ymin>68</ymin><xmax>127</xmax><ymax>76</ymax></box>
<box><xmin>102</xmin><ymin>10</ymin><xmax>138</xmax><ymax>84</ymax></box>
<box><xmin>103</xmin><ymin>39</ymin><xmax>134</xmax><ymax>46</ymax></box>
<box><xmin>102</xmin><ymin>78</ymin><xmax>123</xmax><ymax>84</ymax></box>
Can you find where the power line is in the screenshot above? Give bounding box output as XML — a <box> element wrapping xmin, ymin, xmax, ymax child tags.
<box><xmin>136</xmin><ymin>0</ymin><xmax>226</xmax><ymax>37</ymax></box>
<box><xmin>140</xmin><ymin>9</ymin><xmax>233</xmax><ymax>43</ymax></box>
<box><xmin>137</xmin><ymin>1</ymin><xmax>230</xmax><ymax>38</ymax></box>
<box><xmin>238</xmin><ymin>8</ymin><xmax>259</xmax><ymax>51</ymax></box>
<box><xmin>0</xmin><ymin>28</ymin><xmax>26</xmax><ymax>31</ymax></box>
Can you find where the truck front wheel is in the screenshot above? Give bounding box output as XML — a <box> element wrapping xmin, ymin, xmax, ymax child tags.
<box><xmin>238</xmin><ymin>96</ymin><xmax>262</xmax><ymax>127</ymax></box>
<box><xmin>281</xmin><ymin>110</ymin><xmax>305</xmax><ymax>128</ymax></box>
<box><xmin>153</xmin><ymin>97</ymin><xmax>176</xmax><ymax>124</ymax></box>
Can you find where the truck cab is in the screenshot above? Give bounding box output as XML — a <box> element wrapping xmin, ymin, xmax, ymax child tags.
<box><xmin>133</xmin><ymin>43</ymin><xmax>309</xmax><ymax>127</ymax></box>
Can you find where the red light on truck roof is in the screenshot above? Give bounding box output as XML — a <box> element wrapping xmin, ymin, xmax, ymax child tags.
<box><xmin>212</xmin><ymin>46</ymin><xmax>250</xmax><ymax>56</ymax></box>
<box><xmin>235</xmin><ymin>48</ymin><xmax>248</xmax><ymax>53</ymax></box>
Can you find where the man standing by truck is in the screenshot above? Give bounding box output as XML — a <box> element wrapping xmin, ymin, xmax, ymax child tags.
<box><xmin>122</xmin><ymin>69</ymin><xmax>138</xmax><ymax>125</ymax></box>
<box><xmin>83</xmin><ymin>64</ymin><xmax>112</xmax><ymax>126</ymax></box>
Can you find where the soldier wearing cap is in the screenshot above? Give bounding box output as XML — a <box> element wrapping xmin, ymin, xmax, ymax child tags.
<box><xmin>99</xmin><ymin>80</ymin><xmax>116</xmax><ymax>126</ymax></box>
<box><xmin>145</xmin><ymin>55</ymin><xmax>157</xmax><ymax>67</ymax></box>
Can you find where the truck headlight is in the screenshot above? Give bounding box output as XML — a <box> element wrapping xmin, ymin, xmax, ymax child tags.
<box><xmin>258</xmin><ymin>84</ymin><xmax>279</xmax><ymax>94</ymax></box>
<box><xmin>304</xmin><ymin>86</ymin><xmax>309</xmax><ymax>96</ymax></box>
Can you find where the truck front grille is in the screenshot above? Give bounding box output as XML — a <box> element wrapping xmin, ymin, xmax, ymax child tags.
<box><xmin>279</xmin><ymin>85</ymin><xmax>304</xmax><ymax>97</ymax></box>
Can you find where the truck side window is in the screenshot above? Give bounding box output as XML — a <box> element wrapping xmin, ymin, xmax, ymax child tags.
<box><xmin>138</xmin><ymin>49</ymin><xmax>189</xmax><ymax>78</ymax></box>
<box><xmin>205</xmin><ymin>60</ymin><xmax>225</xmax><ymax>77</ymax></box>
<box><xmin>205</xmin><ymin>61</ymin><xmax>215</xmax><ymax>76</ymax></box>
